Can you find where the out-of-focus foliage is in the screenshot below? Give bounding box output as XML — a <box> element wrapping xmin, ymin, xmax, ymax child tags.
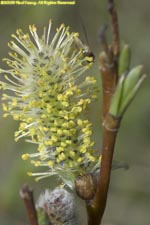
<box><xmin>0</xmin><ymin>1</ymin><xmax>149</xmax><ymax>225</ymax></box>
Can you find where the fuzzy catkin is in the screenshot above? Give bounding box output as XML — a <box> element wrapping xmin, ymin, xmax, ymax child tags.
<box><xmin>0</xmin><ymin>21</ymin><xmax>99</xmax><ymax>187</ymax></box>
<box><xmin>37</xmin><ymin>188</ymin><xmax>79</xmax><ymax>225</ymax></box>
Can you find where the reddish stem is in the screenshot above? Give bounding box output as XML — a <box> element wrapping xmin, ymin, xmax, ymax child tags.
<box><xmin>87</xmin><ymin>114</ymin><xmax>121</xmax><ymax>225</ymax></box>
<box><xmin>20</xmin><ymin>184</ymin><xmax>39</xmax><ymax>225</ymax></box>
<box><xmin>108</xmin><ymin>0</ymin><xmax>120</xmax><ymax>57</ymax></box>
<box><xmin>86</xmin><ymin>1</ymin><xmax>120</xmax><ymax>224</ymax></box>
<box><xmin>99</xmin><ymin>49</ymin><xmax>118</xmax><ymax>120</ymax></box>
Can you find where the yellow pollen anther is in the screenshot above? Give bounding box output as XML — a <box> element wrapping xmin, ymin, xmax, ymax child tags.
<box><xmin>22</xmin><ymin>154</ymin><xmax>29</xmax><ymax>160</ymax></box>
<box><xmin>48</xmin><ymin>161</ymin><xmax>54</xmax><ymax>166</ymax></box>
<box><xmin>27</xmin><ymin>172</ymin><xmax>32</xmax><ymax>176</ymax></box>
<box><xmin>77</xmin><ymin>157</ymin><xmax>83</xmax><ymax>163</ymax></box>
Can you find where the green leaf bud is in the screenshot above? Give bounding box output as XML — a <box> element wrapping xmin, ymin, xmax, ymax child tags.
<box><xmin>121</xmin><ymin>65</ymin><xmax>143</xmax><ymax>100</ymax></box>
<box><xmin>120</xmin><ymin>73</ymin><xmax>146</xmax><ymax>115</ymax></box>
<box><xmin>109</xmin><ymin>74</ymin><xmax>126</xmax><ymax>116</ymax></box>
<box><xmin>118</xmin><ymin>44</ymin><xmax>131</xmax><ymax>76</ymax></box>
<box><xmin>110</xmin><ymin>65</ymin><xmax>146</xmax><ymax>117</ymax></box>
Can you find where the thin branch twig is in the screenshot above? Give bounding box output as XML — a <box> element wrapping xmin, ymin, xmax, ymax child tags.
<box><xmin>99</xmin><ymin>25</ymin><xmax>109</xmax><ymax>54</ymax></box>
<box><xmin>20</xmin><ymin>184</ymin><xmax>39</xmax><ymax>225</ymax></box>
<box><xmin>87</xmin><ymin>114</ymin><xmax>121</xmax><ymax>225</ymax></box>
<box><xmin>86</xmin><ymin>1</ymin><xmax>121</xmax><ymax>224</ymax></box>
<box><xmin>99</xmin><ymin>50</ymin><xmax>117</xmax><ymax>119</ymax></box>
<box><xmin>108</xmin><ymin>0</ymin><xmax>120</xmax><ymax>57</ymax></box>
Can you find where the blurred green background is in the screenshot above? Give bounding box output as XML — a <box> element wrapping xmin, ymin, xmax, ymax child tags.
<box><xmin>0</xmin><ymin>0</ymin><xmax>150</xmax><ymax>225</ymax></box>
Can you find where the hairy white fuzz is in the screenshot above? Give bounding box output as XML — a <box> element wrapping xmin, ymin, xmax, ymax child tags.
<box><xmin>37</xmin><ymin>187</ymin><xmax>80</xmax><ymax>225</ymax></box>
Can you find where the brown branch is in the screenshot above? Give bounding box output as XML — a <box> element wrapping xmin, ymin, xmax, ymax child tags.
<box><xmin>20</xmin><ymin>184</ymin><xmax>39</xmax><ymax>225</ymax></box>
<box><xmin>99</xmin><ymin>49</ymin><xmax>117</xmax><ymax>119</ymax></box>
<box><xmin>86</xmin><ymin>1</ymin><xmax>121</xmax><ymax>224</ymax></box>
<box><xmin>99</xmin><ymin>0</ymin><xmax>119</xmax><ymax>119</ymax></box>
<box><xmin>87</xmin><ymin>114</ymin><xmax>121</xmax><ymax>225</ymax></box>
<box><xmin>99</xmin><ymin>25</ymin><xmax>109</xmax><ymax>55</ymax></box>
<box><xmin>108</xmin><ymin>0</ymin><xmax>120</xmax><ymax>57</ymax></box>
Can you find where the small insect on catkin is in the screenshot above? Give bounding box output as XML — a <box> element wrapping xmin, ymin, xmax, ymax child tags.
<box><xmin>74</xmin><ymin>37</ymin><xmax>95</xmax><ymax>63</ymax></box>
<box><xmin>37</xmin><ymin>187</ymin><xmax>79</xmax><ymax>225</ymax></box>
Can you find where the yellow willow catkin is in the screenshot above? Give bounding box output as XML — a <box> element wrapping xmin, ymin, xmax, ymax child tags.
<box><xmin>0</xmin><ymin>20</ymin><xmax>100</xmax><ymax>188</ymax></box>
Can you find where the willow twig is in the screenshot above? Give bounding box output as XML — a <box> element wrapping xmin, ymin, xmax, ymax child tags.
<box><xmin>20</xmin><ymin>184</ymin><xmax>39</xmax><ymax>225</ymax></box>
<box><xmin>99</xmin><ymin>50</ymin><xmax>117</xmax><ymax>119</ymax></box>
<box><xmin>87</xmin><ymin>114</ymin><xmax>121</xmax><ymax>225</ymax></box>
<box><xmin>86</xmin><ymin>1</ymin><xmax>121</xmax><ymax>224</ymax></box>
<box><xmin>108</xmin><ymin>0</ymin><xmax>120</xmax><ymax>57</ymax></box>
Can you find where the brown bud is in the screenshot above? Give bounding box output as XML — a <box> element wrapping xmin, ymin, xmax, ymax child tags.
<box><xmin>74</xmin><ymin>173</ymin><xmax>97</xmax><ymax>200</ymax></box>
